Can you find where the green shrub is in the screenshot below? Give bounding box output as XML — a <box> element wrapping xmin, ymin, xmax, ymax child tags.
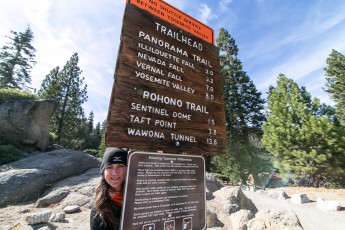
<box><xmin>0</xmin><ymin>144</ymin><xmax>22</xmax><ymax>165</ymax></box>
<box><xmin>211</xmin><ymin>173</ymin><xmax>229</xmax><ymax>183</ymax></box>
<box><xmin>0</xmin><ymin>88</ymin><xmax>38</xmax><ymax>101</ymax></box>
<box><xmin>0</xmin><ymin>135</ymin><xmax>10</xmax><ymax>145</ymax></box>
<box><xmin>49</xmin><ymin>132</ymin><xmax>58</xmax><ymax>145</ymax></box>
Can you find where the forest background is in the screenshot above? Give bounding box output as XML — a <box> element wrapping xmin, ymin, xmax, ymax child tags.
<box><xmin>0</xmin><ymin>24</ymin><xmax>344</xmax><ymax>188</ymax></box>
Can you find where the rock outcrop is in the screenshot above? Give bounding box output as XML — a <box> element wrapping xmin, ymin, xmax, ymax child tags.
<box><xmin>0</xmin><ymin>152</ymin><xmax>309</xmax><ymax>230</ymax></box>
<box><xmin>316</xmin><ymin>197</ymin><xmax>341</xmax><ymax>212</ymax></box>
<box><xmin>215</xmin><ymin>186</ymin><xmax>258</xmax><ymax>214</ymax></box>
<box><xmin>0</xmin><ymin>149</ymin><xmax>100</xmax><ymax>208</ymax></box>
<box><xmin>247</xmin><ymin>209</ymin><xmax>303</xmax><ymax>230</ymax></box>
<box><xmin>207</xmin><ymin>186</ymin><xmax>259</xmax><ymax>228</ymax></box>
<box><xmin>291</xmin><ymin>193</ymin><xmax>310</xmax><ymax>204</ymax></box>
<box><xmin>36</xmin><ymin>168</ymin><xmax>100</xmax><ymax>208</ymax></box>
<box><xmin>205</xmin><ymin>186</ymin><xmax>309</xmax><ymax>229</ymax></box>
<box><xmin>0</xmin><ymin>99</ymin><xmax>58</xmax><ymax>152</ymax></box>
<box><xmin>206</xmin><ymin>172</ymin><xmax>223</xmax><ymax>193</ymax></box>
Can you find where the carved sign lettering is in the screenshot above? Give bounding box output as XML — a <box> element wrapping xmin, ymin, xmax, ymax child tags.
<box><xmin>127</xmin><ymin>0</ymin><xmax>214</xmax><ymax>43</ymax></box>
<box><xmin>106</xmin><ymin>2</ymin><xmax>226</xmax><ymax>155</ymax></box>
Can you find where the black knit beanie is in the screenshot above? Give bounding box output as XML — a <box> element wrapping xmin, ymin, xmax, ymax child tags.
<box><xmin>100</xmin><ymin>147</ymin><xmax>128</xmax><ymax>174</ymax></box>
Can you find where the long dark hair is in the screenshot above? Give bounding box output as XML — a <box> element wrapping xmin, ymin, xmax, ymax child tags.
<box><xmin>94</xmin><ymin>176</ymin><xmax>122</xmax><ymax>227</ymax></box>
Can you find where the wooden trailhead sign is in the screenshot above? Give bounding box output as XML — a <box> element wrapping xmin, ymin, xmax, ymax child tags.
<box><xmin>106</xmin><ymin>0</ymin><xmax>226</xmax><ymax>155</ymax></box>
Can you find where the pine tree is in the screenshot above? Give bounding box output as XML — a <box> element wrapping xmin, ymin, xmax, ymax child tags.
<box><xmin>72</xmin><ymin>116</ymin><xmax>88</xmax><ymax>150</ymax></box>
<box><xmin>212</xmin><ymin>28</ymin><xmax>270</xmax><ymax>184</ymax></box>
<box><xmin>87</xmin><ymin>111</ymin><xmax>94</xmax><ymax>134</ymax></box>
<box><xmin>263</xmin><ymin>74</ymin><xmax>345</xmax><ymax>184</ymax></box>
<box><xmin>80</xmin><ymin>111</ymin><xmax>102</xmax><ymax>150</ymax></box>
<box><xmin>91</xmin><ymin>122</ymin><xmax>102</xmax><ymax>150</ymax></box>
<box><xmin>0</xmin><ymin>26</ymin><xmax>36</xmax><ymax>89</ymax></box>
<box><xmin>217</xmin><ymin>28</ymin><xmax>265</xmax><ymax>140</ymax></box>
<box><xmin>324</xmin><ymin>49</ymin><xmax>345</xmax><ymax>125</ymax></box>
<box><xmin>97</xmin><ymin>119</ymin><xmax>107</xmax><ymax>157</ymax></box>
<box><xmin>38</xmin><ymin>53</ymin><xmax>88</xmax><ymax>148</ymax></box>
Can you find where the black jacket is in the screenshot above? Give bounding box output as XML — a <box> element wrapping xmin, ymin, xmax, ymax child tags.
<box><xmin>90</xmin><ymin>206</ymin><xmax>121</xmax><ymax>230</ymax></box>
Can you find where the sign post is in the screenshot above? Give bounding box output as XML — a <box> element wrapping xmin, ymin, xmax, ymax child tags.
<box><xmin>106</xmin><ymin>0</ymin><xmax>226</xmax><ymax>155</ymax></box>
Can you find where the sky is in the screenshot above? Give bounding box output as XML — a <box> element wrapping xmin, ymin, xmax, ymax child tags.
<box><xmin>1</xmin><ymin>0</ymin><xmax>345</xmax><ymax>124</ymax></box>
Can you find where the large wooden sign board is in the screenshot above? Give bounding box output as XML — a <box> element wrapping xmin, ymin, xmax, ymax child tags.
<box><xmin>106</xmin><ymin>0</ymin><xmax>226</xmax><ymax>155</ymax></box>
<box><xmin>121</xmin><ymin>152</ymin><xmax>206</xmax><ymax>230</ymax></box>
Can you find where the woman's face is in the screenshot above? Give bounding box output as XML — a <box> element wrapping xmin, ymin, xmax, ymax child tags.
<box><xmin>103</xmin><ymin>164</ymin><xmax>127</xmax><ymax>192</ymax></box>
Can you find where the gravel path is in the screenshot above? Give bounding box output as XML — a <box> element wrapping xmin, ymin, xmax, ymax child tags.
<box><xmin>243</xmin><ymin>190</ymin><xmax>345</xmax><ymax>230</ymax></box>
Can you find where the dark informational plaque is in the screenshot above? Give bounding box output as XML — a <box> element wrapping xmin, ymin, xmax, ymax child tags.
<box><xmin>121</xmin><ymin>152</ymin><xmax>206</xmax><ymax>230</ymax></box>
<box><xmin>106</xmin><ymin>0</ymin><xmax>226</xmax><ymax>155</ymax></box>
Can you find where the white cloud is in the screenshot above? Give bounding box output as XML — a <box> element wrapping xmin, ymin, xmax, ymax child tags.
<box><xmin>198</xmin><ymin>4</ymin><xmax>217</xmax><ymax>24</ymax></box>
<box><xmin>164</xmin><ymin>0</ymin><xmax>185</xmax><ymax>10</ymax></box>
<box><xmin>231</xmin><ymin>1</ymin><xmax>345</xmax><ymax>107</ymax></box>
<box><xmin>2</xmin><ymin>0</ymin><xmax>344</xmax><ymax>122</ymax></box>
<box><xmin>243</xmin><ymin>2</ymin><xmax>345</xmax><ymax>62</ymax></box>
<box><xmin>0</xmin><ymin>0</ymin><xmax>126</xmax><ymax>123</ymax></box>
<box><xmin>253</xmin><ymin>31</ymin><xmax>345</xmax><ymax>106</ymax></box>
<box><xmin>219</xmin><ymin>0</ymin><xmax>234</xmax><ymax>12</ymax></box>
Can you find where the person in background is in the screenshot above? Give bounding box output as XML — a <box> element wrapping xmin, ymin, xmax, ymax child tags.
<box><xmin>90</xmin><ymin>147</ymin><xmax>128</xmax><ymax>230</ymax></box>
<box><xmin>261</xmin><ymin>168</ymin><xmax>282</xmax><ymax>191</ymax></box>
<box><xmin>247</xmin><ymin>174</ymin><xmax>255</xmax><ymax>187</ymax></box>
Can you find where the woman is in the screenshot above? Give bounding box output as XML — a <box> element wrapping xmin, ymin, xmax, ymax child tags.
<box><xmin>90</xmin><ymin>147</ymin><xmax>128</xmax><ymax>230</ymax></box>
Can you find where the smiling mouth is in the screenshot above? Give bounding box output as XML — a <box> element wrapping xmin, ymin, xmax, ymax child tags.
<box><xmin>111</xmin><ymin>177</ymin><xmax>121</xmax><ymax>182</ymax></box>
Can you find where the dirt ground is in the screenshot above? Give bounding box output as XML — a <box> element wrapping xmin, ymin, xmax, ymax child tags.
<box><xmin>1</xmin><ymin>186</ymin><xmax>344</xmax><ymax>230</ymax></box>
<box><xmin>243</xmin><ymin>186</ymin><xmax>345</xmax><ymax>230</ymax></box>
<box><xmin>0</xmin><ymin>203</ymin><xmax>91</xmax><ymax>230</ymax></box>
<box><xmin>274</xmin><ymin>186</ymin><xmax>345</xmax><ymax>201</ymax></box>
